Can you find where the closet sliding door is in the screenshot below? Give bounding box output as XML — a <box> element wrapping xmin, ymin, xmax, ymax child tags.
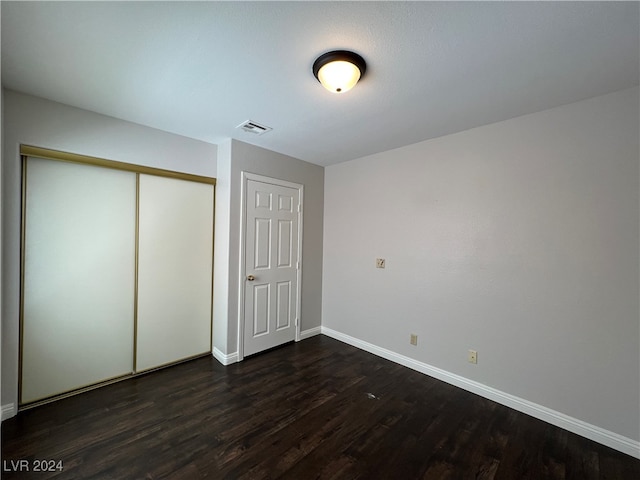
<box><xmin>21</xmin><ymin>147</ymin><xmax>216</xmax><ymax>406</ymax></box>
<box><xmin>22</xmin><ymin>157</ymin><xmax>136</xmax><ymax>404</ymax></box>
<box><xmin>136</xmin><ymin>174</ymin><xmax>214</xmax><ymax>372</ymax></box>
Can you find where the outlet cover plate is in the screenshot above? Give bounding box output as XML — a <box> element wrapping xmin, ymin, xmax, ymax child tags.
<box><xmin>468</xmin><ymin>350</ymin><xmax>478</xmax><ymax>364</ymax></box>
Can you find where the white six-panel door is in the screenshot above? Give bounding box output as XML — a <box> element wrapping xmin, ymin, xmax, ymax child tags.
<box><xmin>243</xmin><ymin>178</ymin><xmax>300</xmax><ymax>357</ymax></box>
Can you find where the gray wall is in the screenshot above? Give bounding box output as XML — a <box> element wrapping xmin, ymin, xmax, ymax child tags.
<box><xmin>322</xmin><ymin>87</ymin><xmax>640</xmax><ymax>442</ymax></box>
<box><xmin>1</xmin><ymin>88</ymin><xmax>4</xmax><ymax>414</ymax></box>
<box><xmin>213</xmin><ymin>139</ymin><xmax>324</xmax><ymax>357</ymax></box>
<box><xmin>1</xmin><ymin>90</ymin><xmax>217</xmax><ymax>413</ymax></box>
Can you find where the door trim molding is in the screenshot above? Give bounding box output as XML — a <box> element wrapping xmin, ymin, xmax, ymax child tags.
<box><xmin>237</xmin><ymin>172</ymin><xmax>304</xmax><ymax>361</ymax></box>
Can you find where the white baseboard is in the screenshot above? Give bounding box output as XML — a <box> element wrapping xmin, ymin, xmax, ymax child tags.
<box><xmin>212</xmin><ymin>347</ymin><xmax>238</xmax><ymax>365</ymax></box>
<box><xmin>300</xmin><ymin>326</ymin><xmax>321</xmax><ymax>340</ymax></box>
<box><xmin>1</xmin><ymin>403</ymin><xmax>16</xmax><ymax>421</ymax></box>
<box><xmin>321</xmin><ymin>327</ymin><xmax>640</xmax><ymax>459</ymax></box>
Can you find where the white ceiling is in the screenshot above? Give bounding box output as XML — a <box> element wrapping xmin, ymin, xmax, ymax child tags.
<box><xmin>2</xmin><ymin>1</ymin><xmax>638</xmax><ymax>167</ymax></box>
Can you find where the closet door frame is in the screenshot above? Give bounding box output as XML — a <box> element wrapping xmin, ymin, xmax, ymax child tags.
<box><xmin>19</xmin><ymin>145</ymin><xmax>216</xmax><ymax>408</ymax></box>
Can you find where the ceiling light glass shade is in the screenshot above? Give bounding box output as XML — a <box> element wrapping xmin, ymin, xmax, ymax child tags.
<box><xmin>313</xmin><ymin>50</ymin><xmax>366</xmax><ymax>94</ymax></box>
<box><xmin>317</xmin><ymin>61</ymin><xmax>361</xmax><ymax>93</ymax></box>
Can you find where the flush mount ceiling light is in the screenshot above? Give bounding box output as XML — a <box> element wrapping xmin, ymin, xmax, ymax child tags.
<box><xmin>312</xmin><ymin>50</ymin><xmax>367</xmax><ymax>94</ymax></box>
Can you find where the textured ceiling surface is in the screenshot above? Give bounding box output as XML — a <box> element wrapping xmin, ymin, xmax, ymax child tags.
<box><xmin>2</xmin><ymin>1</ymin><xmax>638</xmax><ymax>166</ymax></box>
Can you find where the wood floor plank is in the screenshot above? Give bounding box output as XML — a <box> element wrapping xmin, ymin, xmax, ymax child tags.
<box><xmin>2</xmin><ymin>335</ymin><xmax>639</xmax><ymax>479</ymax></box>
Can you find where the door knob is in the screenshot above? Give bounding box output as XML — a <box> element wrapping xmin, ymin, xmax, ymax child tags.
<box><xmin>247</xmin><ymin>275</ymin><xmax>255</xmax><ymax>281</ymax></box>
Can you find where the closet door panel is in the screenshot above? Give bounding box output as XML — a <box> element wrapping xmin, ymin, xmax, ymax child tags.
<box><xmin>136</xmin><ymin>175</ymin><xmax>214</xmax><ymax>371</ymax></box>
<box><xmin>22</xmin><ymin>158</ymin><xmax>136</xmax><ymax>404</ymax></box>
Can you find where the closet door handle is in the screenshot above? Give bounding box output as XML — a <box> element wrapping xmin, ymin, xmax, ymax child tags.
<box><xmin>247</xmin><ymin>275</ymin><xmax>256</xmax><ymax>281</ymax></box>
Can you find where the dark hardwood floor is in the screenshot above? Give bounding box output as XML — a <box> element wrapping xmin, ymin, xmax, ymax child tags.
<box><xmin>2</xmin><ymin>335</ymin><xmax>639</xmax><ymax>479</ymax></box>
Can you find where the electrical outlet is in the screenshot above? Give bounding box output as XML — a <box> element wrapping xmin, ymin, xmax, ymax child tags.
<box><xmin>410</xmin><ymin>334</ymin><xmax>418</xmax><ymax>346</ymax></box>
<box><xmin>376</xmin><ymin>258</ymin><xmax>386</xmax><ymax>268</ymax></box>
<box><xmin>468</xmin><ymin>349</ymin><xmax>478</xmax><ymax>364</ymax></box>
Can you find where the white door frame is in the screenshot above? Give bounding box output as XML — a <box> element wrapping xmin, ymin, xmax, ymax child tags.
<box><xmin>237</xmin><ymin>172</ymin><xmax>304</xmax><ymax>362</ymax></box>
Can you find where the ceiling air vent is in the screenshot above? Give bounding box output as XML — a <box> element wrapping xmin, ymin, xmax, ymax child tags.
<box><xmin>236</xmin><ymin>120</ymin><xmax>272</xmax><ymax>135</ymax></box>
